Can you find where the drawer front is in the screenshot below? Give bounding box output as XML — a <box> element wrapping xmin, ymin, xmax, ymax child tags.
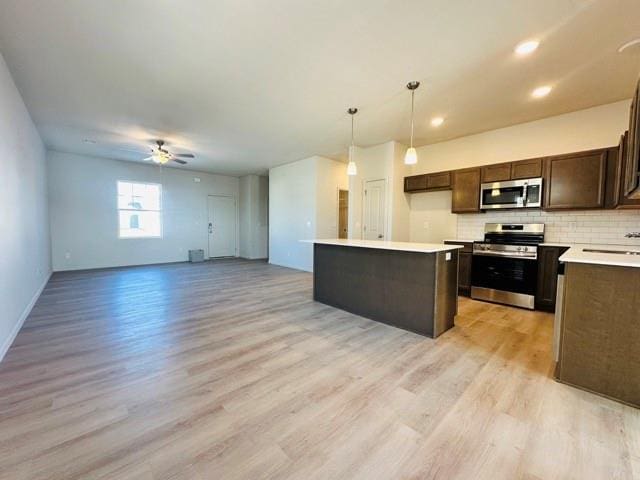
<box><xmin>481</xmin><ymin>163</ymin><xmax>512</xmax><ymax>183</ymax></box>
<box><xmin>404</xmin><ymin>174</ymin><xmax>428</xmax><ymax>192</ymax></box>
<box><xmin>512</xmin><ymin>158</ymin><xmax>542</xmax><ymax>179</ymax></box>
<box><xmin>426</xmin><ymin>172</ymin><xmax>451</xmax><ymax>189</ymax></box>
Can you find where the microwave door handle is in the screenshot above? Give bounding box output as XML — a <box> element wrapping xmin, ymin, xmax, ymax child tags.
<box><xmin>522</xmin><ymin>183</ymin><xmax>528</xmax><ymax>206</ymax></box>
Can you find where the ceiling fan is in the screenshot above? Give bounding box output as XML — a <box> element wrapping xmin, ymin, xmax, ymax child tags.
<box><xmin>144</xmin><ymin>140</ymin><xmax>194</xmax><ymax>165</ymax></box>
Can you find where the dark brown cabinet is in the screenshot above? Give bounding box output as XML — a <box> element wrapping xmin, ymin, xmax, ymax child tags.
<box><xmin>481</xmin><ymin>163</ymin><xmax>511</xmax><ymax>183</ymax></box>
<box><xmin>404</xmin><ymin>171</ymin><xmax>451</xmax><ymax>193</ymax></box>
<box><xmin>426</xmin><ymin>171</ymin><xmax>451</xmax><ymax>190</ymax></box>
<box><xmin>452</xmin><ymin>168</ymin><xmax>481</xmax><ymax>213</ymax></box>
<box><xmin>444</xmin><ymin>241</ymin><xmax>473</xmax><ymax>296</ymax></box>
<box><xmin>625</xmin><ymin>79</ymin><xmax>640</xmax><ymax>199</ymax></box>
<box><xmin>404</xmin><ymin>174</ymin><xmax>427</xmax><ymax>192</ymax></box>
<box><xmin>535</xmin><ymin>246</ymin><xmax>569</xmax><ymax>312</ymax></box>
<box><xmin>543</xmin><ymin>149</ymin><xmax>608</xmax><ymax>210</ymax></box>
<box><xmin>511</xmin><ymin>158</ymin><xmax>542</xmax><ymax>179</ymax></box>
<box><xmin>612</xmin><ymin>132</ymin><xmax>640</xmax><ymax>209</ymax></box>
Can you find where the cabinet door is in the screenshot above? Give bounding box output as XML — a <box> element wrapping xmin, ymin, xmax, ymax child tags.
<box><xmin>481</xmin><ymin>163</ymin><xmax>512</xmax><ymax>183</ymax></box>
<box><xmin>617</xmin><ymin>131</ymin><xmax>640</xmax><ymax>208</ymax></box>
<box><xmin>404</xmin><ymin>174</ymin><xmax>427</xmax><ymax>192</ymax></box>
<box><xmin>511</xmin><ymin>158</ymin><xmax>542</xmax><ymax>179</ymax></box>
<box><xmin>426</xmin><ymin>171</ymin><xmax>451</xmax><ymax>190</ymax></box>
<box><xmin>626</xmin><ymin>80</ymin><xmax>640</xmax><ymax>198</ymax></box>
<box><xmin>535</xmin><ymin>246</ymin><xmax>569</xmax><ymax>312</ymax></box>
<box><xmin>458</xmin><ymin>252</ymin><xmax>472</xmax><ymax>296</ymax></box>
<box><xmin>544</xmin><ymin>149</ymin><xmax>607</xmax><ymax>210</ymax></box>
<box><xmin>452</xmin><ymin>168</ymin><xmax>481</xmax><ymax>213</ymax></box>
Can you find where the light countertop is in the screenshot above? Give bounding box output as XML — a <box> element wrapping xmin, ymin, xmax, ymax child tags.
<box><xmin>302</xmin><ymin>239</ymin><xmax>462</xmax><ymax>253</ymax></box>
<box><xmin>559</xmin><ymin>244</ymin><xmax>640</xmax><ymax>268</ymax></box>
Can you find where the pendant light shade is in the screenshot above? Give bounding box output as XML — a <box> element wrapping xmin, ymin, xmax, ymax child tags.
<box><xmin>404</xmin><ymin>81</ymin><xmax>420</xmax><ymax>165</ymax></box>
<box><xmin>404</xmin><ymin>147</ymin><xmax>417</xmax><ymax>165</ymax></box>
<box><xmin>347</xmin><ymin>108</ymin><xmax>358</xmax><ymax>176</ymax></box>
<box><xmin>347</xmin><ymin>146</ymin><xmax>357</xmax><ymax>176</ymax></box>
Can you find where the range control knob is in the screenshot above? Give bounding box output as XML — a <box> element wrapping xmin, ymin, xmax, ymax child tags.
<box><xmin>523</xmin><ymin>246</ymin><xmax>529</xmax><ymax>253</ymax></box>
<box><xmin>516</xmin><ymin>246</ymin><xmax>523</xmax><ymax>252</ymax></box>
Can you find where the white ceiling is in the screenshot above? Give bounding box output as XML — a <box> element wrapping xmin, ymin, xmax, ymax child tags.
<box><xmin>0</xmin><ymin>0</ymin><xmax>639</xmax><ymax>175</ymax></box>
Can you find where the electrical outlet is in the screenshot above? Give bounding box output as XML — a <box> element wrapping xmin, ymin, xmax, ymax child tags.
<box><xmin>65</xmin><ymin>252</ymin><xmax>71</xmax><ymax>260</ymax></box>
<box><xmin>423</xmin><ymin>221</ymin><xmax>430</xmax><ymax>229</ymax></box>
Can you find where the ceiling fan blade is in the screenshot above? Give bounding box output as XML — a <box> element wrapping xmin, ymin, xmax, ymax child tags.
<box><xmin>174</xmin><ymin>153</ymin><xmax>195</xmax><ymax>158</ymax></box>
<box><xmin>172</xmin><ymin>158</ymin><xmax>188</xmax><ymax>165</ymax></box>
<box><xmin>142</xmin><ymin>156</ymin><xmax>153</xmax><ymax>161</ymax></box>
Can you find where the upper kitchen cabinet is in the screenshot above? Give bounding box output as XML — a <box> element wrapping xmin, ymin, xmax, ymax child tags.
<box><xmin>452</xmin><ymin>168</ymin><xmax>481</xmax><ymax>213</ymax></box>
<box><xmin>624</xmin><ymin>78</ymin><xmax>640</xmax><ymax>199</ymax></box>
<box><xmin>480</xmin><ymin>163</ymin><xmax>511</xmax><ymax>183</ymax></box>
<box><xmin>404</xmin><ymin>171</ymin><xmax>451</xmax><ymax>193</ymax></box>
<box><xmin>614</xmin><ymin>132</ymin><xmax>640</xmax><ymax>208</ymax></box>
<box><xmin>543</xmin><ymin>148</ymin><xmax>608</xmax><ymax>210</ymax></box>
<box><xmin>511</xmin><ymin>158</ymin><xmax>543</xmax><ymax>179</ymax></box>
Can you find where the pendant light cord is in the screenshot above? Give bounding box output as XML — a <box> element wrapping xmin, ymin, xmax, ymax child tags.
<box><xmin>410</xmin><ymin>89</ymin><xmax>415</xmax><ymax>149</ymax></box>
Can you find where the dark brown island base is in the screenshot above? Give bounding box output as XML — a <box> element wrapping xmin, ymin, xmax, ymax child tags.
<box><xmin>556</xmin><ymin>245</ymin><xmax>640</xmax><ymax>408</ymax></box>
<box><xmin>307</xmin><ymin>239</ymin><xmax>462</xmax><ymax>338</ymax></box>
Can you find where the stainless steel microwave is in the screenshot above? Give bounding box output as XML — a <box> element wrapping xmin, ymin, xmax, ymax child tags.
<box><xmin>480</xmin><ymin>177</ymin><xmax>543</xmax><ymax>210</ymax></box>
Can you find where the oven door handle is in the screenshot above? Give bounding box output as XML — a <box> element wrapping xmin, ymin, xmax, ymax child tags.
<box><xmin>473</xmin><ymin>251</ymin><xmax>538</xmax><ymax>260</ymax></box>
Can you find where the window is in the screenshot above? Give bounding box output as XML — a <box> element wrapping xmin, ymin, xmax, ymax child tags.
<box><xmin>117</xmin><ymin>181</ymin><xmax>162</xmax><ymax>238</ymax></box>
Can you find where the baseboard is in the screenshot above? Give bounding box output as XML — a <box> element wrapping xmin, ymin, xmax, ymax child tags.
<box><xmin>0</xmin><ymin>271</ymin><xmax>51</xmax><ymax>363</ymax></box>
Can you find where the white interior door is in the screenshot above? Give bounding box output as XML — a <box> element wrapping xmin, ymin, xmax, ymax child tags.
<box><xmin>208</xmin><ymin>195</ymin><xmax>236</xmax><ymax>258</ymax></box>
<box><xmin>363</xmin><ymin>179</ymin><xmax>386</xmax><ymax>240</ymax></box>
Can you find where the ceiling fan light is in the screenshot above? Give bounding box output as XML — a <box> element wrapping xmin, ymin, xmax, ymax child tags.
<box><xmin>404</xmin><ymin>147</ymin><xmax>418</xmax><ymax>165</ymax></box>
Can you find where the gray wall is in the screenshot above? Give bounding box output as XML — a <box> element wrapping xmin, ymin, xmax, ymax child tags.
<box><xmin>0</xmin><ymin>52</ymin><xmax>51</xmax><ymax>360</ymax></box>
<box><xmin>48</xmin><ymin>151</ymin><xmax>240</xmax><ymax>271</ymax></box>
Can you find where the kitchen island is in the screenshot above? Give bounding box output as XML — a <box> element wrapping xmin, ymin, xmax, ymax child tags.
<box><xmin>306</xmin><ymin>239</ymin><xmax>462</xmax><ymax>338</ymax></box>
<box><xmin>556</xmin><ymin>245</ymin><xmax>640</xmax><ymax>407</ymax></box>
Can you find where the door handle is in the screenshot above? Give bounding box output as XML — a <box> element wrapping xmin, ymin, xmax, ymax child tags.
<box><xmin>208</xmin><ymin>222</ymin><xmax>213</xmax><ymax>234</ymax></box>
<box><xmin>378</xmin><ymin>234</ymin><xmax>383</xmax><ymax>239</ymax></box>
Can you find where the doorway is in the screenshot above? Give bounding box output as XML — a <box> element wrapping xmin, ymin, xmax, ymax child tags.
<box><xmin>207</xmin><ymin>195</ymin><xmax>237</xmax><ymax>258</ymax></box>
<box><xmin>338</xmin><ymin>189</ymin><xmax>349</xmax><ymax>239</ymax></box>
<box><xmin>363</xmin><ymin>179</ymin><xmax>385</xmax><ymax>240</ymax></box>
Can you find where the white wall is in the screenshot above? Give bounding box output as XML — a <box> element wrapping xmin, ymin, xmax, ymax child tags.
<box><xmin>239</xmin><ymin>174</ymin><xmax>268</xmax><ymax>259</ymax></box>
<box><xmin>316</xmin><ymin>157</ymin><xmax>349</xmax><ymax>239</ymax></box>
<box><xmin>347</xmin><ymin>141</ymin><xmax>410</xmax><ymax>242</ymax></box>
<box><xmin>269</xmin><ymin>157</ymin><xmax>317</xmax><ymax>271</ymax></box>
<box><xmin>269</xmin><ymin>155</ymin><xmax>347</xmax><ymax>272</ymax></box>
<box><xmin>48</xmin><ymin>151</ymin><xmax>240</xmax><ymax>271</ymax></box>
<box><xmin>407</xmin><ymin>100</ymin><xmax>636</xmax><ymax>243</ymax></box>
<box><xmin>0</xmin><ymin>53</ymin><xmax>51</xmax><ymax>360</ymax></box>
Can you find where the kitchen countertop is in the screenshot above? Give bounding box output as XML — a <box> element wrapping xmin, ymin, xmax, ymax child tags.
<box><xmin>302</xmin><ymin>239</ymin><xmax>462</xmax><ymax>253</ymax></box>
<box><xmin>559</xmin><ymin>243</ymin><xmax>640</xmax><ymax>268</ymax></box>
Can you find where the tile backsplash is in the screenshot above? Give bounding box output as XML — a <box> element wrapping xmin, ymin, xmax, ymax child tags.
<box><xmin>457</xmin><ymin>210</ymin><xmax>640</xmax><ymax>246</ymax></box>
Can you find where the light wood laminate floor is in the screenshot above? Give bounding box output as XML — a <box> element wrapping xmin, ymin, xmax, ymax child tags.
<box><xmin>0</xmin><ymin>259</ymin><xmax>637</xmax><ymax>480</ymax></box>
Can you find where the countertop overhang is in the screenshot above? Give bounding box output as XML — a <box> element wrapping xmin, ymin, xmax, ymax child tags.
<box><xmin>302</xmin><ymin>239</ymin><xmax>462</xmax><ymax>254</ymax></box>
<box><xmin>558</xmin><ymin>244</ymin><xmax>640</xmax><ymax>268</ymax></box>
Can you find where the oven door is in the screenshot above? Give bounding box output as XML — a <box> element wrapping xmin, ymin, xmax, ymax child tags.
<box><xmin>471</xmin><ymin>253</ymin><xmax>538</xmax><ymax>309</ymax></box>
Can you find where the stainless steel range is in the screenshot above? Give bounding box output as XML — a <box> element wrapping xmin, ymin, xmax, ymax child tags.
<box><xmin>471</xmin><ymin>223</ymin><xmax>545</xmax><ymax>309</ymax></box>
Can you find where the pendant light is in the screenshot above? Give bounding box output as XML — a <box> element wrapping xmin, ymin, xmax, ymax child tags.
<box><xmin>404</xmin><ymin>81</ymin><xmax>420</xmax><ymax>165</ymax></box>
<box><xmin>347</xmin><ymin>107</ymin><xmax>358</xmax><ymax>176</ymax></box>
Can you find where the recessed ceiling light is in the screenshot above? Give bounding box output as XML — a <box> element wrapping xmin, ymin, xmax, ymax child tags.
<box><xmin>515</xmin><ymin>40</ymin><xmax>539</xmax><ymax>56</ymax></box>
<box><xmin>531</xmin><ymin>85</ymin><xmax>552</xmax><ymax>98</ymax></box>
<box><xmin>431</xmin><ymin>117</ymin><xmax>444</xmax><ymax>127</ymax></box>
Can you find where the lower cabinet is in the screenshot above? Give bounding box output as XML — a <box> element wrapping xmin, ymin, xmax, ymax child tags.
<box><xmin>535</xmin><ymin>246</ymin><xmax>569</xmax><ymax>312</ymax></box>
<box><xmin>444</xmin><ymin>241</ymin><xmax>473</xmax><ymax>296</ymax></box>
